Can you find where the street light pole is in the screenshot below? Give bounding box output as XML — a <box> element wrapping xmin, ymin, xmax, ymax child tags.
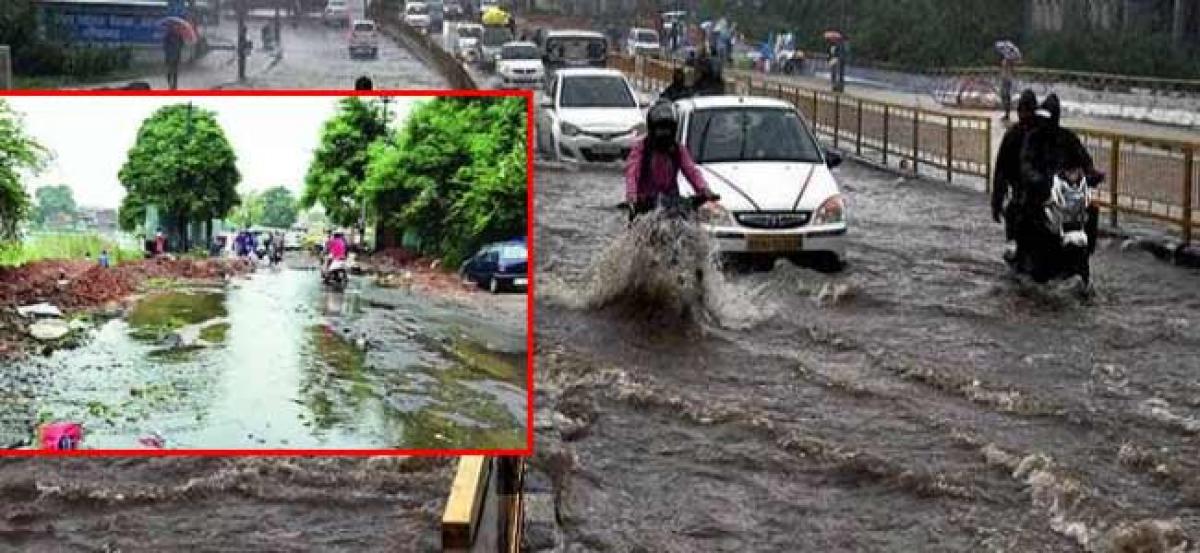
<box><xmin>236</xmin><ymin>0</ymin><xmax>248</xmax><ymax>81</ymax></box>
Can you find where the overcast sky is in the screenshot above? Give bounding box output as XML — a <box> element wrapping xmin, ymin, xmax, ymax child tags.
<box><xmin>8</xmin><ymin>95</ymin><xmax>418</xmax><ymax>209</ymax></box>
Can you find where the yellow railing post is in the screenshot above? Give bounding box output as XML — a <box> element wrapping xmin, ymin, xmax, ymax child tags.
<box><xmin>912</xmin><ymin>108</ymin><xmax>921</xmax><ymax>176</ymax></box>
<box><xmin>833</xmin><ymin>94</ymin><xmax>841</xmax><ymax>149</ymax></box>
<box><xmin>946</xmin><ymin>116</ymin><xmax>954</xmax><ymax>183</ymax></box>
<box><xmin>1109</xmin><ymin>137</ymin><xmax>1121</xmax><ymax>228</ymax></box>
<box><xmin>855</xmin><ymin>99</ymin><xmax>863</xmax><ymax>156</ymax></box>
<box><xmin>1184</xmin><ymin>147</ymin><xmax>1194</xmax><ymax>246</ymax></box>
<box><xmin>984</xmin><ymin>118</ymin><xmax>993</xmax><ymax>194</ymax></box>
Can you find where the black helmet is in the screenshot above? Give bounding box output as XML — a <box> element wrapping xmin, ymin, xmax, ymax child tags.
<box><xmin>646</xmin><ymin>101</ymin><xmax>678</xmax><ymax>145</ymax></box>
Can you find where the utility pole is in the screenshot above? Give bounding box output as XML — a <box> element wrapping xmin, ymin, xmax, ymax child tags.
<box><xmin>183</xmin><ymin>102</ymin><xmax>195</xmax><ymax>252</ymax></box>
<box><xmin>236</xmin><ymin>0</ymin><xmax>249</xmax><ymax>81</ymax></box>
<box><xmin>274</xmin><ymin>0</ymin><xmax>283</xmax><ymax>52</ymax></box>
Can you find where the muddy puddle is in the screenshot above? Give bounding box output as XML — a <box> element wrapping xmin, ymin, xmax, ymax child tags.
<box><xmin>1</xmin><ymin>269</ymin><xmax>527</xmax><ymax>449</ymax></box>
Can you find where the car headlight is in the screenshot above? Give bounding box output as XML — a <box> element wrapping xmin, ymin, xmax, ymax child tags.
<box><xmin>697</xmin><ymin>202</ymin><xmax>734</xmax><ymax>226</ymax></box>
<box><xmin>812</xmin><ymin>194</ymin><xmax>846</xmax><ymax>225</ymax></box>
<box><xmin>560</xmin><ymin>122</ymin><xmax>582</xmax><ymax>137</ymax></box>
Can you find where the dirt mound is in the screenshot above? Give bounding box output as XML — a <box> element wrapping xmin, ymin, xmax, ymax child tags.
<box><xmin>2</xmin><ymin>258</ymin><xmax>252</xmax><ymax>310</ymax></box>
<box><xmin>0</xmin><ymin>260</ymin><xmax>92</xmax><ymax>307</ymax></box>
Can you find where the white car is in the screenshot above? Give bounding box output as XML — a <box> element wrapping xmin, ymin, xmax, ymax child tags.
<box><xmin>625</xmin><ymin>27</ymin><xmax>659</xmax><ymax>57</ymax></box>
<box><xmin>536</xmin><ymin>68</ymin><xmax>648</xmax><ymax>163</ymax></box>
<box><xmin>496</xmin><ymin>41</ymin><xmax>544</xmax><ymax>89</ymax></box>
<box><xmin>348</xmin><ymin>20</ymin><xmax>379</xmax><ymax>58</ymax></box>
<box><xmin>454</xmin><ymin>23</ymin><xmax>483</xmax><ymax>62</ymax></box>
<box><xmin>322</xmin><ymin>0</ymin><xmax>348</xmax><ymax>27</ymax></box>
<box><xmin>404</xmin><ymin>2</ymin><xmax>431</xmax><ymax>31</ymax></box>
<box><xmin>674</xmin><ymin>96</ymin><xmax>847</xmax><ymax>268</ymax></box>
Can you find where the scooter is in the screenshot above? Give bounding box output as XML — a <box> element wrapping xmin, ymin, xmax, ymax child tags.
<box><xmin>322</xmin><ymin>256</ymin><xmax>350</xmax><ymax>290</ymax></box>
<box><xmin>1010</xmin><ymin>169</ymin><xmax>1102</xmax><ymax>292</ymax></box>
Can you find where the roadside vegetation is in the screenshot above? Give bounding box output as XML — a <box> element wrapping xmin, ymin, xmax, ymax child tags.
<box><xmin>0</xmin><ymin>233</ymin><xmax>142</xmax><ymax>267</ymax></box>
<box><xmin>1</xmin><ymin>0</ymin><xmax>135</xmax><ymax>82</ymax></box>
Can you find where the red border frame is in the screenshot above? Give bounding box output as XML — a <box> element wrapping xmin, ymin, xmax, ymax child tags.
<box><xmin>0</xmin><ymin>88</ymin><xmax>536</xmax><ymax>458</ymax></box>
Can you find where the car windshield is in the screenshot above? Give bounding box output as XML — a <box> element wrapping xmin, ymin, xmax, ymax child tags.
<box><xmin>459</xmin><ymin>26</ymin><xmax>482</xmax><ymax>39</ymax></box>
<box><xmin>688</xmin><ymin>108</ymin><xmax>824</xmax><ymax>164</ymax></box>
<box><xmin>353</xmin><ymin>22</ymin><xmax>374</xmax><ymax>32</ymax></box>
<box><xmin>634</xmin><ymin>30</ymin><xmax>658</xmax><ymax>43</ymax></box>
<box><xmin>546</xmin><ymin>38</ymin><xmax>606</xmax><ymax>61</ymax></box>
<box><xmin>503</xmin><ymin>45</ymin><xmax>539</xmax><ymax>59</ymax></box>
<box><xmin>407</xmin><ymin>5</ymin><xmax>427</xmax><ymax>14</ymax></box>
<box><xmin>560</xmin><ymin>76</ymin><xmax>635</xmax><ymax>108</ymax></box>
<box><xmin>499</xmin><ymin>245</ymin><xmax>526</xmax><ymax>260</ymax></box>
<box><xmin>483</xmin><ymin>26</ymin><xmax>513</xmax><ymax>46</ymax></box>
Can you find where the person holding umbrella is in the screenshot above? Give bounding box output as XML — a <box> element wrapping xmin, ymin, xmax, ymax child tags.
<box><xmin>163</xmin><ymin>24</ymin><xmax>184</xmax><ymax>90</ymax></box>
<box><xmin>995</xmin><ymin>40</ymin><xmax>1022</xmax><ymax>121</ymax></box>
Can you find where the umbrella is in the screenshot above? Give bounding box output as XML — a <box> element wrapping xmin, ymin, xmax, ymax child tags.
<box><xmin>159</xmin><ymin>16</ymin><xmax>198</xmax><ymax>44</ymax></box>
<box><xmin>823</xmin><ymin>30</ymin><xmax>844</xmax><ymax>42</ymax></box>
<box><xmin>994</xmin><ymin>40</ymin><xmax>1021</xmax><ymax>61</ymax></box>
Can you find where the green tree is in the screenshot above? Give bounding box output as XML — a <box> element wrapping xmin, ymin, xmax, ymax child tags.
<box><xmin>229</xmin><ymin>189</ymin><xmax>263</xmax><ymax>228</ymax></box>
<box><xmin>0</xmin><ymin>100</ymin><xmax>50</xmax><ymax>241</ymax></box>
<box><xmin>363</xmin><ymin>97</ymin><xmax>527</xmax><ymax>264</ymax></box>
<box><xmin>33</xmin><ymin>184</ymin><xmax>77</xmax><ymax>226</ymax></box>
<box><xmin>117</xmin><ymin>104</ymin><xmax>241</xmax><ymax>249</ymax></box>
<box><xmin>258</xmin><ymin>186</ymin><xmax>299</xmax><ymax>228</ymax></box>
<box><xmin>302</xmin><ymin>97</ymin><xmax>388</xmax><ymax>228</ymax></box>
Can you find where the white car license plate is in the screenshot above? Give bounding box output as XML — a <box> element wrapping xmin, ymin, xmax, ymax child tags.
<box><xmin>592</xmin><ymin>143</ymin><xmax>620</xmax><ymax>156</ymax></box>
<box><xmin>746</xmin><ymin>235</ymin><xmax>802</xmax><ymax>252</ymax></box>
<box><xmin>513</xmin><ymin>278</ymin><xmax>528</xmax><ymax>287</ymax></box>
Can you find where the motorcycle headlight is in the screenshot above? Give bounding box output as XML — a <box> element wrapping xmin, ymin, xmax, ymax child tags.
<box><xmin>560</xmin><ymin>122</ymin><xmax>582</xmax><ymax>137</ymax></box>
<box><xmin>812</xmin><ymin>194</ymin><xmax>846</xmax><ymax>225</ymax></box>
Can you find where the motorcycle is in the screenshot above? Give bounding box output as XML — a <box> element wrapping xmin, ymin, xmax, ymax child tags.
<box><xmin>1010</xmin><ymin>169</ymin><xmax>1102</xmax><ymax>292</ymax></box>
<box><xmin>322</xmin><ymin>257</ymin><xmax>350</xmax><ymax>290</ymax></box>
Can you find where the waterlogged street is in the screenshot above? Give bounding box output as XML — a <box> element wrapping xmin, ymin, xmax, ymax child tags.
<box><xmin>534</xmin><ymin>160</ymin><xmax>1200</xmax><ymax>551</ymax></box>
<box><xmin>2</xmin><ymin>265</ymin><xmax>526</xmax><ymax>450</ymax></box>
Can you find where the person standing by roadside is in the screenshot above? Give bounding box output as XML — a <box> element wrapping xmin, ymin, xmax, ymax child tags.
<box><xmin>99</xmin><ymin>249</ymin><xmax>111</xmax><ymax>269</ymax></box>
<box><xmin>154</xmin><ymin>229</ymin><xmax>167</xmax><ymax>258</ymax></box>
<box><xmin>163</xmin><ymin>26</ymin><xmax>184</xmax><ymax>90</ymax></box>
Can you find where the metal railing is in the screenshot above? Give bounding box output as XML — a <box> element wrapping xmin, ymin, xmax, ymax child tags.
<box><xmin>613</xmin><ymin>53</ymin><xmax>1199</xmax><ymax>244</ymax></box>
<box><xmin>612</xmin><ymin>54</ymin><xmax>994</xmax><ymax>186</ymax></box>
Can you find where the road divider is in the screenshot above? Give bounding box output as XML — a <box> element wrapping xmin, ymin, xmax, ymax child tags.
<box><xmin>373</xmin><ymin>11</ymin><xmax>476</xmax><ymax>89</ymax></box>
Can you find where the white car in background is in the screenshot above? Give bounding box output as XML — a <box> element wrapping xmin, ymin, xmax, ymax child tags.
<box><xmin>404</xmin><ymin>2</ymin><xmax>431</xmax><ymax>31</ymax></box>
<box><xmin>496</xmin><ymin>41</ymin><xmax>544</xmax><ymax>89</ymax></box>
<box><xmin>455</xmin><ymin>23</ymin><xmax>483</xmax><ymax>62</ymax></box>
<box><xmin>536</xmin><ymin>68</ymin><xmax>648</xmax><ymax>163</ymax></box>
<box><xmin>348</xmin><ymin>20</ymin><xmax>379</xmax><ymax>58</ymax></box>
<box><xmin>674</xmin><ymin>95</ymin><xmax>847</xmax><ymax>269</ymax></box>
<box><xmin>322</xmin><ymin>0</ymin><xmax>348</xmax><ymax>27</ymax></box>
<box><xmin>625</xmin><ymin>27</ymin><xmax>660</xmax><ymax>57</ymax></box>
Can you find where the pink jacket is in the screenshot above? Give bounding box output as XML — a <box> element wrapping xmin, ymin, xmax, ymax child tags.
<box><xmin>624</xmin><ymin>139</ymin><xmax>711</xmax><ymax>203</ymax></box>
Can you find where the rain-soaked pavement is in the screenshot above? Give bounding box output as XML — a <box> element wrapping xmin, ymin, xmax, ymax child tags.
<box><xmin>2</xmin><ymin>265</ymin><xmax>526</xmax><ymax>450</ymax></box>
<box><xmin>534</xmin><ymin>159</ymin><xmax>1200</xmax><ymax>551</ymax></box>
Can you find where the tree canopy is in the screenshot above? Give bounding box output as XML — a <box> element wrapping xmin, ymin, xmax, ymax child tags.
<box><xmin>259</xmin><ymin>186</ymin><xmax>299</xmax><ymax>228</ymax></box>
<box><xmin>363</xmin><ymin>97</ymin><xmax>527</xmax><ymax>264</ymax></box>
<box><xmin>301</xmin><ymin>97</ymin><xmax>388</xmax><ymax>228</ymax></box>
<box><xmin>33</xmin><ymin>184</ymin><xmax>77</xmax><ymax>226</ymax></box>
<box><xmin>0</xmin><ymin>100</ymin><xmax>49</xmax><ymax>240</ymax></box>
<box><xmin>117</xmin><ymin>104</ymin><xmax>241</xmax><ymax>246</ymax></box>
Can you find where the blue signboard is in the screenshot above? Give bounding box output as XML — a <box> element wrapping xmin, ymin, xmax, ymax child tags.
<box><xmin>37</xmin><ymin>1</ymin><xmax>189</xmax><ymax>45</ymax></box>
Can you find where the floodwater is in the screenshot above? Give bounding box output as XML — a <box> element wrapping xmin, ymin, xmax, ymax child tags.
<box><xmin>2</xmin><ymin>268</ymin><xmax>526</xmax><ymax>450</ymax></box>
<box><xmin>534</xmin><ymin>160</ymin><xmax>1200</xmax><ymax>551</ymax></box>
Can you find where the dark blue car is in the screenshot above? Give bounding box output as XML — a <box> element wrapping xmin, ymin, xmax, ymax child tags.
<box><xmin>460</xmin><ymin>239</ymin><xmax>527</xmax><ymax>293</ymax></box>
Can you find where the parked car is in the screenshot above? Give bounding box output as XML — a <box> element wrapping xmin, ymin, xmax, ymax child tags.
<box><xmin>348</xmin><ymin>20</ymin><xmax>379</xmax><ymax>58</ymax></box>
<box><xmin>542</xmin><ymin>30</ymin><xmax>608</xmax><ymax>75</ymax></box>
<box><xmin>673</xmin><ymin>95</ymin><xmax>847</xmax><ymax>269</ymax></box>
<box><xmin>460</xmin><ymin>240</ymin><xmax>527</xmax><ymax>293</ymax></box>
<box><xmin>497</xmin><ymin>41</ymin><xmax>544</xmax><ymax>89</ymax></box>
<box><xmin>536</xmin><ymin>68</ymin><xmax>648</xmax><ymax>162</ymax></box>
<box><xmin>404</xmin><ymin>2</ymin><xmax>431</xmax><ymax>31</ymax></box>
<box><xmin>625</xmin><ymin>27</ymin><xmax>659</xmax><ymax>57</ymax></box>
<box><xmin>322</xmin><ymin>0</ymin><xmax>348</xmax><ymax>26</ymax></box>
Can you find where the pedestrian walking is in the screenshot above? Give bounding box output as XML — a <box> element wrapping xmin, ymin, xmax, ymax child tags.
<box><xmin>163</xmin><ymin>26</ymin><xmax>184</xmax><ymax>90</ymax></box>
<box><xmin>1000</xmin><ymin>58</ymin><xmax>1015</xmax><ymax>122</ymax></box>
<box><xmin>99</xmin><ymin>249</ymin><xmax>110</xmax><ymax>268</ymax></box>
<box><xmin>355</xmin><ymin>75</ymin><xmax>373</xmax><ymax>90</ymax></box>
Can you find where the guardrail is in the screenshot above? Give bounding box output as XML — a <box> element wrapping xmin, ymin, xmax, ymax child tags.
<box><xmin>614</xmin><ymin>53</ymin><xmax>1198</xmax><ymax>244</ymax></box>
<box><xmin>441</xmin><ymin>456</ymin><xmax>524</xmax><ymax>552</ymax></box>
<box><xmin>918</xmin><ymin>65</ymin><xmax>1200</xmax><ymax>95</ymax></box>
<box><xmin>371</xmin><ymin>8</ymin><xmax>476</xmax><ymax>89</ymax></box>
<box><xmin>613</xmin><ymin>54</ymin><xmax>994</xmax><ymax>187</ymax></box>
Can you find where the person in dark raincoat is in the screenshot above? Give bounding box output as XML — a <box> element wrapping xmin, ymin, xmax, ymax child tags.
<box><xmin>690</xmin><ymin>56</ymin><xmax>725</xmax><ymax>97</ymax></box>
<box><xmin>992</xmin><ymin>89</ymin><xmax>1039</xmax><ymax>261</ymax></box>
<box><xmin>163</xmin><ymin>26</ymin><xmax>184</xmax><ymax>90</ymax></box>
<box><xmin>660</xmin><ymin>68</ymin><xmax>691</xmax><ymax>101</ymax></box>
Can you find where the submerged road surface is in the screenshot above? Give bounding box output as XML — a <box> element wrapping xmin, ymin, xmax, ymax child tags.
<box><xmin>534</xmin><ymin>159</ymin><xmax>1200</xmax><ymax>551</ymax></box>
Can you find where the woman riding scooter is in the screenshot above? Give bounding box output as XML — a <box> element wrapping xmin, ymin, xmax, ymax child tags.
<box><xmin>624</xmin><ymin>101</ymin><xmax>720</xmax><ymax>219</ymax></box>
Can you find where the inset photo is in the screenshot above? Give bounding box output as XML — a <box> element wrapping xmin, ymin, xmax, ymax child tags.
<box><xmin>0</xmin><ymin>92</ymin><xmax>530</xmax><ymax>452</ymax></box>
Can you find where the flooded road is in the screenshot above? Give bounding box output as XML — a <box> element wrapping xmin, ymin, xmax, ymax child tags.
<box><xmin>534</xmin><ymin>160</ymin><xmax>1200</xmax><ymax>551</ymax></box>
<box><xmin>3</xmin><ymin>267</ymin><xmax>526</xmax><ymax>450</ymax></box>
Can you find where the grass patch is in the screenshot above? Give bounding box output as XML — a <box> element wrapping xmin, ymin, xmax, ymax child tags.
<box><xmin>0</xmin><ymin>232</ymin><xmax>142</xmax><ymax>267</ymax></box>
<box><xmin>199</xmin><ymin>322</ymin><xmax>230</xmax><ymax>343</ymax></box>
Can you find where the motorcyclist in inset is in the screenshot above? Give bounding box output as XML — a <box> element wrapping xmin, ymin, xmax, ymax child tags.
<box><xmin>992</xmin><ymin>89</ymin><xmax>1039</xmax><ymax>262</ymax></box>
<box><xmin>624</xmin><ymin>101</ymin><xmax>719</xmax><ymax>219</ymax></box>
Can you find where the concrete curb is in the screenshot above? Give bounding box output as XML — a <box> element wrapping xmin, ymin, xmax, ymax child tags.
<box><xmin>375</xmin><ymin>18</ymin><xmax>476</xmax><ymax>89</ymax></box>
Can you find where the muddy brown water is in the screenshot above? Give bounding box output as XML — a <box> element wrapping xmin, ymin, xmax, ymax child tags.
<box><xmin>535</xmin><ymin>160</ymin><xmax>1200</xmax><ymax>551</ymax></box>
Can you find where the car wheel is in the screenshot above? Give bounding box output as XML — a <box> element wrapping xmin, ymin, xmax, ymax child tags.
<box><xmin>810</xmin><ymin>252</ymin><xmax>846</xmax><ymax>274</ymax></box>
<box><xmin>489</xmin><ymin>277</ymin><xmax>501</xmax><ymax>294</ymax></box>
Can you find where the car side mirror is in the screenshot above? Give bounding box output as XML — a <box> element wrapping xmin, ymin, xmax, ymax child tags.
<box><xmin>825</xmin><ymin>149</ymin><xmax>843</xmax><ymax>168</ymax></box>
